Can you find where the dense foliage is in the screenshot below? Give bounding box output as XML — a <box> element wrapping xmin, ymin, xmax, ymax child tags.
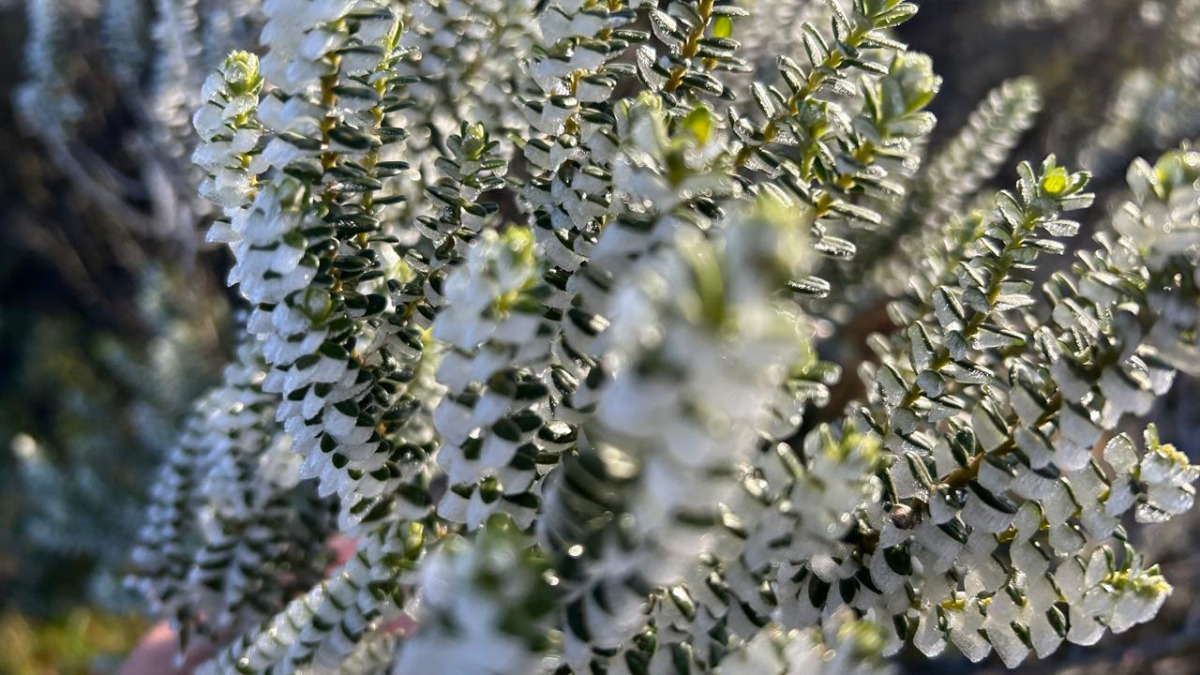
<box><xmin>10</xmin><ymin>0</ymin><xmax>1200</xmax><ymax>673</ymax></box>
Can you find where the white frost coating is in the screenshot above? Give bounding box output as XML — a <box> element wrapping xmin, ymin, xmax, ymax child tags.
<box><xmin>119</xmin><ymin>1</ymin><xmax>1200</xmax><ymax>673</ymax></box>
<box><xmin>431</xmin><ymin>229</ymin><xmax>552</xmax><ymax>529</ymax></box>
<box><xmin>392</xmin><ymin>526</ymin><xmax>556</xmax><ymax>675</ymax></box>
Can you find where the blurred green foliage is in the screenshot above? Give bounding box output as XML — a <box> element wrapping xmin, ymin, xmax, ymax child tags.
<box><xmin>0</xmin><ymin>609</ymin><xmax>147</xmax><ymax>675</ymax></box>
<box><xmin>0</xmin><ymin>269</ymin><xmax>226</xmax><ymax>614</ymax></box>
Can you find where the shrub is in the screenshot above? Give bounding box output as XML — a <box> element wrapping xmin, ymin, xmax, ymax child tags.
<box><xmin>21</xmin><ymin>0</ymin><xmax>1195</xmax><ymax>672</ymax></box>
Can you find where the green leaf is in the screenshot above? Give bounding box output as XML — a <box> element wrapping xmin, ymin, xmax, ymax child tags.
<box><xmin>712</xmin><ymin>15</ymin><xmax>733</xmax><ymax>39</ymax></box>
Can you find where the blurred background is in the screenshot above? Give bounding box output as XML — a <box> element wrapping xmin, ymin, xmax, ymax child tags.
<box><xmin>2</xmin><ymin>0</ymin><xmax>1200</xmax><ymax>673</ymax></box>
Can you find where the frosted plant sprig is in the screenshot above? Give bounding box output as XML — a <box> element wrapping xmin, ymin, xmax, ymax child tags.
<box><xmin>554</xmin><ymin>100</ymin><xmax>875</xmax><ymax>667</ymax></box>
<box><xmin>726</xmin><ymin>1</ymin><xmax>932</xmax><ymax>288</ymax></box>
<box><xmin>537</xmin><ymin>194</ymin><xmax>822</xmax><ymax>671</ymax></box>
<box><xmin>429</xmin><ymin>0</ymin><xmax>649</xmax><ymax>533</ymax></box>
<box><xmin>431</xmin><ymin>228</ymin><xmax>557</xmax><ymax>529</ymax></box>
<box><xmin>149</xmin><ymin>0</ymin><xmax>225</xmax><ymax>177</ymax></box>
<box><xmin>506</xmin><ymin>3</ymin><xmax>754</xmax><ymax>510</ymax></box>
<box><xmin>193</xmin><ymin>51</ymin><xmax>266</xmax><ymax>211</ymax></box>
<box><xmin>777</xmin><ymin>152</ymin><xmax>1198</xmax><ymax>667</ymax></box>
<box><xmin>845</xmin><ymin>50</ymin><xmax>942</xmax><ymax>213</ymax></box>
<box><xmin>993</xmin><ymin>147</ymin><xmax>1200</xmax><ymax>477</ymax></box>
<box><xmin>15</xmin><ymin>0</ymin><xmax>83</xmax><ymax>141</ymax></box>
<box><xmin>859</xmin><ymin>156</ymin><xmax>1094</xmax><ymax>454</ymax></box>
<box><xmin>468</xmin><ymin>1</ymin><xmax>773</xmax><ymax>563</ymax></box>
<box><xmin>730</xmin><ymin>0</ymin><xmax>922</xmax><ymax>176</ymax></box>
<box><xmin>372</xmin><ymin>0</ymin><xmax>540</xmax><ymax>225</ymax></box>
<box><xmin>401</xmin><ymin>122</ymin><xmax>510</xmax><ymax>326</ymax></box>
<box><xmin>917</xmin><ymin>151</ymin><xmax>1200</xmax><ymax>659</ymax></box>
<box><xmin>909</xmin><ymin>78</ymin><xmax>1043</xmax><ymax>234</ymax></box>
<box><xmin>520</xmin><ymin>0</ymin><xmax>642</xmax><ymax>273</ymax></box>
<box><xmin>186</xmin><ymin>432</ymin><xmax>332</xmax><ymax>641</ymax></box>
<box><xmin>998</xmin><ymin>146</ymin><xmax>1200</xmax><ymax>478</ymax></box>
<box><xmin>854</xmin><ymin>77</ymin><xmax>1043</xmax><ymax>291</ymax></box>
<box><xmin>475</xmin><ymin>0</ymin><xmax>766</xmax><ymax>540</ymax></box>
<box><xmin>214</xmin><ymin>2</ymin><xmax>444</xmax><ymax>534</ymax></box>
<box><xmin>541</xmin><ymin>21</ymin><xmax>748</xmax><ymax>440</ymax></box>
<box><xmin>434</xmin><ymin>88</ymin><xmax>735</xmax><ymax>536</ymax></box>
<box><xmin>129</xmin><ymin>401</ymin><xmax>208</xmax><ymax>635</ymax></box>
<box><xmin>809</xmin><ymin>51</ymin><xmax>944</xmax><ymax>297</ymax></box>
<box><xmin>393</xmin><ymin>517</ymin><xmax>560</xmax><ymax>675</ymax></box>
<box><xmin>197</xmin><ymin>520</ymin><xmax>429</xmax><ymax>675</ymax></box>
<box><xmin>637</xmin><ymin>0</ymin><xmax>748</xmax><ymax>101</ymax></box>
<box><xmin>575</xmin><ymin>94</ymin><xmax>736</xmax><ymax>334</ymax></box>
<box><xmin>101</xmin><ymin>0</ymin><xmax>149</xmax><ymax>87</ymax></box>
<box><xmin>130</xmin><ymin>341</ymin><xmax>332</xmax><ymax>647</ymax></box>
<box><xmin>627</xmin><ymin>423</ymin><xmax>884</xmax><ymax>673</ymax></box>
<box><xmin>399</xmin><ymin>0</ymin><xmax>538</xmax><ymax>167</ymax></box>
